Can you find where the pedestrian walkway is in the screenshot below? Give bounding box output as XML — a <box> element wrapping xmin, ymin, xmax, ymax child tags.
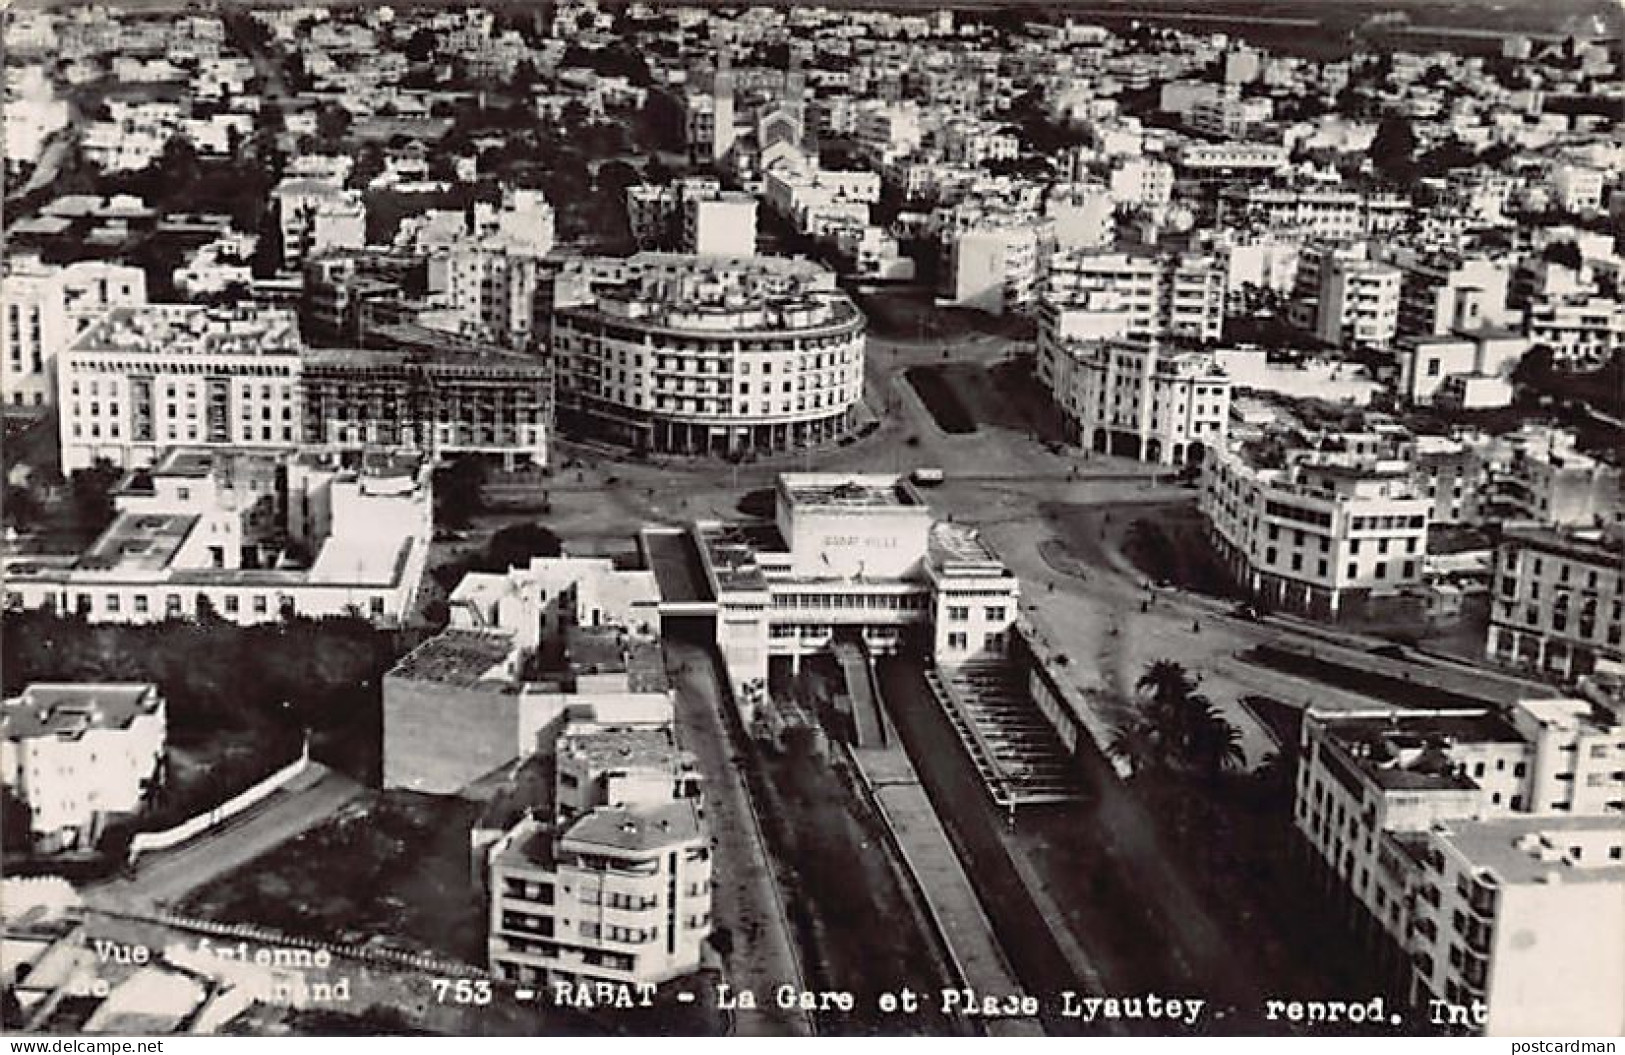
<box><xmin>849</xmin><ymin>746</ymin><xmax>1044</xmax><ymax>1039</ymax></box>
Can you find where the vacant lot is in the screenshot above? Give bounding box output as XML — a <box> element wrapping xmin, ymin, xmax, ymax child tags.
<box><xmin>179</xmin><ymin>790</ymin><xmax>484</xmax><ymax>963</ymax></box>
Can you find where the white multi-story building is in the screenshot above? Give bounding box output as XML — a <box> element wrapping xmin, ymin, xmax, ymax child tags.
<box><xmin>1220</xmin><ymin>185</ymin><xmax>1411</xmax><ymax>240</ymax></box>
<box><xmin>1176</xmin><ymin>141</ymin><xmax>1290</xmax><ymax>176</ymax></box>
<box><xmin>272</xmin><ymin>178</ymin><xmax>367</xmax><ymax>270</ymax></box>
<box><xmin>1388</xmin><ymin>251</ymin><xmax>1513</xmax><ymax>339</ymax></box>
<box><xmin>939</xmin><ymin>221</ymin><xmax>1046</xmax><ymax>316</ymax></box>
<box><xmin>1394</xmin><ymin>331</ymin><xmax>1529</xmax><ymax>406</ymax></box>
<box><xmin>1039</xmin><ymin>335</ymin><xmax>1230</xmax><ymax>465</ymax></box>
<box><xmin>1549</xmin><ymin>163</ymin><xmax>1607</xmax><ymax>215</ymax></box>
<box><xmin>688</xmin><ymin>475</ymin><xmax>1019</xmax><ymax>706</ymax></box>
<box><xmin>627</xmin><ymin>178</ymin><xmax>755</xmax><ymax>257</ymax></box>
<box><xmin>1106</xmin><ymin>156</ymin><xmax>1173</xmax><ymax>213</ymax></box>
<box><xmin>1487</xmin><ymin>524</ymin><xmax>1623</xmax><ymax>680</ymax></box>
<box><xmin>57</xmin><ymin>306</ymin><xmax>304</xmax><ymax>473</ymax></box>
<box><xmin>1046</xmin><ymin>250</ymin><xmax>1225</xmax><ymax>344</ymax></box>
<box><xmin>1</xmin><ymin>683</ymin><xmax>167</xmax><ymax>854</ymax></box>
<box><xmin>1492</xmin><ymin>431</ymin><xmax>1622</xmax><ymax>528</ymax></box>
<box><xmin>486</xmin><ymin>797</ymin><xmax>712</xmax><ymax>991</ymax></box>
<box><xmin>3</xmin><ymin>256</ymin><xmax>147</xmax><ymax>409</ymax></box>
<box><xmin>1317</xmin><ymin>256</ymin><xmax>1403</xmax><ymax>349</ymax></box>
<box><xmin>1202</xmin><ymin>444</ymin><xmax>1431</xmax><ymax>619</ymax></box>
<box><xmin>1524</xmin><ymin>295</ymin><xmax>1625</xmax><ymax>370</ymax></box>
<box><xmin>1294</xmin><ymin>702</ymin><xmax>1625</xmax><ymax>1035</ymax></box>
<box><xmin>545</xmin><ymin>254</ymin><xmax>864</xmax><ymax>455</ymax></box>
<box><xmin>4</xmin><ymin>448</ymin><xmax>432</xmax><ymax>628</ymax></box>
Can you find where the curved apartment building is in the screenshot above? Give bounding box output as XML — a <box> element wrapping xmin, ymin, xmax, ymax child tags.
<box><xmin>547</xmin><ymin>253</ymin><xmax>865</xmax><ymax>455</ymax></box>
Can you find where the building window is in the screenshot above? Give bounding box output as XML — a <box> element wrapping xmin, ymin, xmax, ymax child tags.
<box><xmin>947</xmin><ymin>606</ymin><xmax>969</xmax><ymax>621</ymax></box>
<box><xmin>224</xmin><ymin>595</ymin><xmax>240</xmax><ymax>614</ymax></box>
<box><xmin>253</xmin><ymin>595</ymin><xmax>268</xmax><ymax>614</ymax></box>
<box><xmin>984</xmin><ymin>606</ymin><xmax>1005</xmax><ymax>621</ymax></box>
<box><xmin>134</xmin><ymin>595</ymin><xmax>149</xmax><ymax>614</ymax></box>
<box><xmin>947</xmin><ymin>632</ymin><xmax>968</xmax><ymax>650</ymax></box>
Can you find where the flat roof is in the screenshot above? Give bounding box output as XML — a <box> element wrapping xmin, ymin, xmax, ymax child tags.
<box><xmin>928</xmin><ymin>521</ymin><xmax>1003</xmax><ymax>567</ymax></box>
<box><xmin>781</xmin><ymin>474</ymin><xmax>922</xmax><ymax>509</ymax></box>
<box><xmin>562</xmin><ymin>799</ymin><xmax>704</xmax><ymax>854</ymax></box>
<box><xmin>695</xmin><ymin>522</ymin><xmax>768</xmax><ymax>593</ymax></box>
<box><xmin>1436</xmin><ymin>814</ymin><xmax>1625</xmax><ymax>886</ymax></box>
<box><xmin>2</xmin><ymin>683</ymin><xmax>161</xmax><ymax>741</ymax></box>
<box><xmin>388</xmin><ymin>629</ymin><xmax>514</xmax><ymax>688</ymax></box>
<box><xmin>1317</xmin><ymin>710</ymin><xmax>1524</xmax><ymax>792</ymax></box>
<box><xmin>558</xmin><ymin>725</ymin><xmax>684</xmax><ymax>773</ymax></box>
<box><xmin>77</xmin><ymin>512</ymin><xmax>198</xmax><ymax>573</ymax></box>
<box><xmin>642</xmin><ymin>528</ymin><xmax>715</xmax><ymax>603</ymax></box>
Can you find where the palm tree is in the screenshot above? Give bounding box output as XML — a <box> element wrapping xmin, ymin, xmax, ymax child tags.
<box><xmin>1135</xmin><ymin>659</ymin><xmax>1245</xmax><ymax>776</ymax></box>
<box><xmin>1187</xmin><ymin>703</ymin><xmax>1248</xmax><ymax>778</ymax></box>
<box><xmin>1107</xmin><ymin>716</ymin><xmax>1166</xmax><ymax>778</ymax></box>
<box><xmin>1137</xmin><ymin>659</ymin><xmax>1197</xmax><ymax>705</ymax></box>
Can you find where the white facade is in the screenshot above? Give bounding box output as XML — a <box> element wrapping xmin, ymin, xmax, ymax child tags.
<box><xmin>1317</xmin><ymin>258</ymin><xmax>1402</xmax><ymax>349</ymax></box>
<box><xmin>3</xmin><ymin>257</ymin><xmax>147</xmax><ymax>409</ymax></box>
<box><xmin>1202</xmin><ymin>445</ymin><xmax>1431</xmax><ymax>618</ymax></box>
<box><xmin>1046</xmin><ymin>251</ymin><xmax>1225</xmax><ymax>343</ymax></box>
<box><xmin>273</xmin><ymin>178</ymin><xmax>366</xmax><ymax>270</ymax></box>
<box><xmin>1</xmin><ymin>683</ymin><xmax>166</xmax><ymax>853</ymax></box>
<box><xmin>57</xmin><ymin>306</ymin><xmax>304</xmax><ymax>473</ymax></box>
<box><xmin>1487</xmin><ymin>525</ymin><xmax>1624</xmax><ymax>681</ymax></box>
<box><xmin>1294</xmin><ymin>705</ymin><xmax>1625</xmax><ymax>1035</ymax></box>
<box><xmin>692</xmin><ymin>475</ymin><xmax>1019</xmax><ymax>704</ymax></box>
<box><xmin>1040</xmin><ymin>336</ymin><xmax>1231</xmax><ymax>465</ymax></box>
<box><xmin>547</xmin><ymin>254</ymin><xmax>864</xmax><ymax>455</ymax></box>
<box><xmin>487</xmin><ymin>799</ymin><xmax>713</xmax><ymax>991</ymax></box>
<box><xmin>1524</xmin><ymin>296</ymin><xmax>1625</xmax><ymax>370</ymax></box>
<box><xmin>5</xmin><ymin>449</ymin><xmax>432</xmax><ymax>629</ymax></box>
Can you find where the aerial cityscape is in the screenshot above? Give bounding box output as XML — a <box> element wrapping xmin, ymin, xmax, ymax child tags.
<box><xmin>1</xmin><ymin>0</ymin><xmax>1622</xmax><ymax>1040</ymax></box>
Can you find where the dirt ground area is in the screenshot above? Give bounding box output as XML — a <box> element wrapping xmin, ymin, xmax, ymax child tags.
<box><xmin>178</xmin><ymin>791</ymin><xmax>485</xmax><ymax>964</ymax></box>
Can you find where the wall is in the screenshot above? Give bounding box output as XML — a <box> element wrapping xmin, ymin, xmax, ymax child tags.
<box><xmin>129</xmin><ymin>746</ymin><xmax>308</xmax><ymax>860</ymax></box>
<box><xmin>382</xmin><ymin>675</ymin><xmax>519</xmax><ymax>795</ymax></box>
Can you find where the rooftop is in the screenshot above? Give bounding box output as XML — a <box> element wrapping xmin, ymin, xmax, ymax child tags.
<box><xmin>72</xmin><ymin>306</ymin><xmax>301</xmax><ymax>359</ymax></box>
<box><xmin>927</xmin><ymin>521</ymin><xmax>1005</xmax><ymax>568</ymax></box>
<box><xmin>557</xmin><ymin>725</ymin><xmax>685</xmax><ymax>774</ymax></box>
<box><xmin>387</xmin><ymin>629</ymin><xmax>516</xmax><ymax>689</ymax></box>
<box><xmin>780</xmin><ymin>474</ymin><xmax>923</xmax><ymax>510</ymax></box>
<box><xmin>1435</xmin><ymin>814</ymin><xmax>1625</xmax><ymax>886</ymax></box>
<box><xmin>695</xmin><ymin>522</ymin><xmax>769</xmax><ymax>593</ymax></box>
<box><xmin>77</xmin><ymin>512</ymin><xmax>198</xmax><ymax>573</ymax></box>
<box><xmin>562</xmin><ymin>799</ymin><xmax>705</xmax><ymax>854</ymax></box>
<box><xmin>640</xmin><ymin>528</ymin><xmax>714</xmax><ymax>604</ymax></box>
<box><xmin>2</xmin><ymin>683</ymin><xmax>162</xmax><ymax>742</ymax></box>
<box><xmin>1502</xmin><ymin>522</ymin><xmax>1624</xmax><ymax>564</ymax></box>
<box><xmin>1317</xmin><ymin>709</ymin><xmax>1524</xmax><ymax>792</ymax></box>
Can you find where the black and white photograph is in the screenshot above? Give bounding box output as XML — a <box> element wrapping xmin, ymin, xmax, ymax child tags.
<box><xmin>1</xmin><ymin>0</ymin><xmax>1622</xmax><ymax>1043</ymax></box>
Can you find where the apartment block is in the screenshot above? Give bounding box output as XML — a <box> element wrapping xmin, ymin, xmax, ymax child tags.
<box><xmin>1039</xmin><ymin>335</ymin><xmax>1230</xmax><ymax>465</ymax></box>
<box><xmin>1045</xmin><ymin>250</ymin><xmax>1225</xmax><ymax>344</ymax></box>
<box><xmin>1294</xmin><ymin>701</ymin><xmax>1625</xmax><ymax>1035</ymax></box>
<box><xmin>1487</xmin><ymin>524</ymin><xmax>1624</xmax><ymax>680</ymax></box>
<box><xmin>1202</xmin><ymin>444</ymin><xmax>1431</xmax><ymax>619</ymax></box>
<box><xmin>2</xmin><ymin>255</ymin><xmax>147</xmax><ymax>409</ymax></box>
<box><xmin>1</xmin><ymin>683</ymin><xmax>166</xmax><ymax>854</ymax></box>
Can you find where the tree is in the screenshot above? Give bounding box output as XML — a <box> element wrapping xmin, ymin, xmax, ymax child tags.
<box><xmin>1370</xmin><ymin>116</ymin><xmax>1417</xmax><ymax>183</ymax></box>
<box><xmin>1126</xmin><ymin>659</ymin><xmax>1247</xmax><ymax>778</ymax></box>
<box><xmin>3</xmin><ymin>486</ymin><xmax>42</xmax><ymax>533</ymax></box>
<box><xmin>70</xmin><ymin>459</ymin><xmax>122</xmax><ymax>536</ymax></box>
<box><xmin>477</xmin><ymin>523</ymin><xmax>563</xmax><ymax>572</ymax></box>
<box><xmin>1542</xmin><ymin>241</ymin><xmax>1583</xmax><ymax>271</ymax></box>
<box><xmin>403</xmin><ymin>27</ymin><xmax>438</xmax><ymax>63</ymax></box>
<box><xmin>316</xmin><ymin>102</ymin><xmax>352</xmax><ymax>146</ymax></box>
<box><xmin>1512</xmin><ymin>344</ymin><xmax>1555</xmax><ymax>390</ymax></box>
<box><xmin>434</xmin><ymin>456</ymin><xmax>487</xmax><ymax>528</ymax></box>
